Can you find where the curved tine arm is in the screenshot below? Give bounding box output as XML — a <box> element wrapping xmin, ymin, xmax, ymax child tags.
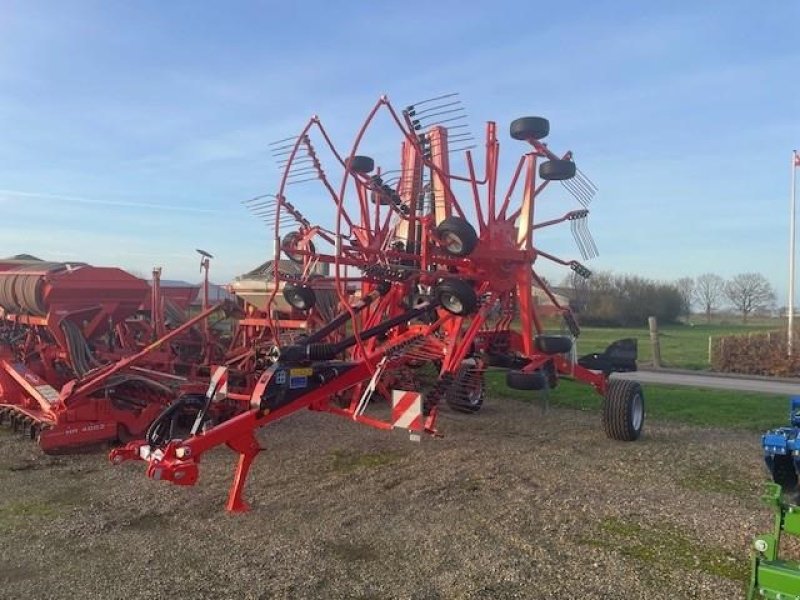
<box><xmin>532</xmin><ymin>209</ymin><xmax>589</xmax><ymax>230</ymax></box>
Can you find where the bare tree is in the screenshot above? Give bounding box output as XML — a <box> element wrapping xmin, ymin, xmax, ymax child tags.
<box><xmin>675</xmin><ymin>277</ymin><xmax>694</xmax><ymax>319</ymax></box>
<box><xmin>694</xmin><ymin>273</ymin><xmax>725</xmax><ymax>323</ymax></box>
<box><xmin>725</xmin><ymin>273</ymin><xmax>776</xmax><ymax>323</ymax></box>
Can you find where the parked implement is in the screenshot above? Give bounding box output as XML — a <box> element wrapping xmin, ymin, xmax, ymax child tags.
<box><xmin>0</xmin><ymin>257</ymin><xmax>232</xmax><ymax>451</ymax></box>
<box><xmin>112</xmin><ymin>94</ymin><xmax>644</xmax><ymax>511</ymax></box>
<box><xmin>749</xmin><ymin>483</ymin><xmax>800</xmax><ymax>599</ymax></box>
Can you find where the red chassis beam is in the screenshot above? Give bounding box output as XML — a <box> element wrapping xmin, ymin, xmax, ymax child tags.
<box><xmin>110</xmin><ymin>326</ymin><xmax>434</xmax><ymax>512</ymax></box>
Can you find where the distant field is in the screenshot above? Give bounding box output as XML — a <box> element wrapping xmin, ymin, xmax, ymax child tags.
<box><xmin>566</xmin><ymin>320</ymin><xmax>783</xmax><ymax>370</ymax></box>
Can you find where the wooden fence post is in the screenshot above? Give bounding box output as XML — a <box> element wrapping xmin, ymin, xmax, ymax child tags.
<box><xmin>648</xmin><ymin>316</ymin><xmax>662</xmax><ymax>368</ymax></box>
<box><xmin>708</xmin><ymin>336</ymin><xmax>713</xmax><ymax>364</ymax></box>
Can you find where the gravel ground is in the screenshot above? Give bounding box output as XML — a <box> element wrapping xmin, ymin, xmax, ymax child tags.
<box><xmin>0</xmin><ymin>397</ymin><xmax>772</xmax><ymax>599</ymax></box>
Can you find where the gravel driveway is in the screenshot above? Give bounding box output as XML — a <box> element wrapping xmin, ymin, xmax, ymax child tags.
<box><xmin>0</xmin><ymin>397</ymin><xmax>771</xmax><ymax>599</ymax></box>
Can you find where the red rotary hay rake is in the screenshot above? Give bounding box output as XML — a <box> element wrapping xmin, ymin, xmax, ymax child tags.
<box><xmin>112</xmin><ymin>94</ymin><xmax>643</xmax><ymax>511</ymax></box>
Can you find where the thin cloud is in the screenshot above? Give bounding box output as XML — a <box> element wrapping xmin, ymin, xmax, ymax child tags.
<box><xmin>0</xmin><ymin>189</ymin><xmax>226</xmax><ymax>214</ymax></box>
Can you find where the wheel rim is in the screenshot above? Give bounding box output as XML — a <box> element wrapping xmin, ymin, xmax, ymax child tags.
<box><xmin>441</xmin><ymin>293</ymin><xmax>464</xmax><ymax>315</ymax></box>
<box><xmin>466</xmin><ymin>385</ymin><xmax>482</xmax><ymax>406</ymax></box>
<box><xmin>287</xmin><ymin>291</ymin><xmax>307</xmax><ymax>310</ymax></box>
<box><xmin>442</xmin><ymin>233</ymin><xmax>464</xmax><ymax>254</ymax></box>
<box><xmin>631</xmin><ymin>393</ymin><xmax>644</xmax><ymax>431</ymax></box>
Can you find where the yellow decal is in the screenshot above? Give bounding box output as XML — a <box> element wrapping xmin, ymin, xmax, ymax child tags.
<box><xmin>290</xmin><ymin>367</ymin><xmax>313</xmax><ymax>377</ymax></box>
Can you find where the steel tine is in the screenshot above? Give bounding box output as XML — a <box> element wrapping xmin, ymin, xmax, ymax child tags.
<box><xmin>425</xmin><ymin>114</ymin><xmax>468</xmax><ymax>127</ymax></box>
<box><xmin>287</xmin><ymin>167</ymin><xmax>319</xmax><ymax>177</ymax></box>
<box><xmin>576</xmin><ymin>168</ymin><xmax>598</xmax><ymax>191</ymax></box>
<box><xmin>407</xmin><ymin>92</ymin><xmax>459</xmax><ymax>109</ymax></box>
<box><xmin>268</xmin><ymin>135</ymin><xmax>301</xmax><ymax>147</ymax></box>
<box><xmin>410</xmin><ymin>100</ymin><xmax>463</xmax><ymax>117</ymax></box>
<box><xmin>277</xmin><ymin>155</ymin><xmax>314</xmax><ymax>164</ymax></box>
<box><xmin>242</xmin><ymin>194</ymin><xmax>276</xmax><ymax>205</ymax></box>
<box><xmin>269</xmin><ymin>141</ymin><xmax>302</xmax><ymax>153</ymax></box>
<box><xmin>276</xmin><ymin>157</ymin><xmax>314</xmax><ymax>169</ymax></box>
<box><xmin>417</xmin><ymin>107</ymin><xmax>466</xmax><ymax>122</ymax></box>
<box><xmin>247</xmin><ymin>201</ymin><xmax>276</xmax><ymax>210</ymax></box>
<box><xmin>579</xmin><ymin>221</ymin><xmax>598</xmax><ymax>258</ymax></box>
<box><xmin>286</xmin><ymin>176</ymin><xmax>319</xmax><ymax>186</ymax></box>
<box><xmin>562</xmin><ymin>180</ymin><xmax>591</xmax><ymax>207</ymax></box>
<box><xmin>571</xmin><ymin>220</ymin><xmax>590</xmax><ymax>260</ymax></box>
<box><xmin>571</xmin><ymin>173</ymin><xmax>597</xmax><ymax>197</ymax></box>
<box><xmin>448</xmin><ymin>145</ymin><xmax>478</xmax><ymax>154</ymax></box>
<box><xmin>561</xmin><ymin>177</ymin><xmax>585</xmax><ymax>201</ymax></box>
<box><xmin>572</xmin><ymin>174</ymin><xmax>597</xmax><ymax>201</ymax></box>
<box><xmin>271</xmin><ymin>147</ymin><xmax>299</xmax><ymax>157</ymax></box>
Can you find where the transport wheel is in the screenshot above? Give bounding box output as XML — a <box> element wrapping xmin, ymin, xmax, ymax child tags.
<box><xmin>446</xmin><ymin>359</ymin><xmax>485</xmax><ymax>413</ymax></box>
<box><xmin>602</xmin><ymin>380</ymin><xmax>645</xmax><ymax>441</ymax></box>
<box><xmin>435</xmin><ymin>217</ymin><xmax>479</xmax><ymax>257</ymax></box>
<box><xmin>283</xmin><ymin>283</ymin><xmax>317</xmax><ymax>311</ymax></box>
<box><xmin>539</xmin><ymin>160</ymin><xmax>576</xmax><ymax>181</ymax></box>
<box><xmin>769</xmin><ymin>455</ymin><xmax>798</xmax><ymax>493</ymax></box>
<box><xmin>506</xmin><ymin>370</ymin><xmax>547</xmax><ymax>391</ymax></box>
<box><xmin>282</xmin><ymin>232</ymin><xmax>316</xmax><ymax>263</ymax></box>
<box><xmin>346</xmin><ymin>155</ymin><xmax>375</xmax><ymax>174</ymax></box>
<box><xmin>370</xmin><ymin>189</ymin><xmax>392</xmax><ymax>205</ymax></box>
<box><xmin>534</xmin><ymin>335</ymin><xmax>573</xmax><ymax>355</ymax></box>
<box><xmin>435</xmin><ymin>279</ymin><xmax>478</xmax><ymax>316</ymax></box>
<box><xmin>510</xmin><ymin>116</ymin><xmax>550</xmax><ymax>141</ymax></box>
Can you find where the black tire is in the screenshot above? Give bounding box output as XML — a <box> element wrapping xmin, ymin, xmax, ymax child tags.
<box><xmin>370</xmin><ymin>190</ymin><xmax>391</xmax><ymax>205</ymax></box>
<box><xmin>539</xmin><ymin>160</ymin><xmax>576</xmax><ymax>181</ymax></box>
<box><xmin>282</xmin><ymin>232</ymin><xmax>316</xmax><ymax>263</ymax></box>
<box><xmin>347</xmin><ymin>155</ymin><xmax>375</xmax><ymax>174</ymax></box>
<box><xmin>435</xmin><ymin>279</ymin><xmax>478</xmax><ymax>316</ymax></box>
<box><xmin>769</xmin><ymin>455</ymin><xmax>798</xmax><ymax>493</ymax></box>
<box><xmin>283</xmin><ymin>283</ymin><xmax>316</xmax><ymax>311</ymax></box>
<box><xmin>510</xmin><ymin>117</ymin><xmax>550</xmax><ymax>141</ymax></box>
<box><xmin>435</xmin><ymin>216</ymin><xmax>478</xmax><ymax>257</ymax></box>
<box><xmin>602</xmin><ymin>380</ymin><xmax>644</xmax><ymax>441</ymax></box>
<box><xmin>446</xmin><ymin>360</ymin><xmax>485</xmax><ymax>414</ymax></box>
<box><xmin>535</xmin><ymin>335</ymin><xmax>573</xmax><ymax>355</ymax></box>
<box><xmin>506</xmin><ymin>370</ymin><xmax>547</xmax><ymax>391</ymax></box>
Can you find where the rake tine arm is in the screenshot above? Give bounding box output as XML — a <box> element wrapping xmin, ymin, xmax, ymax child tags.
<box><xmin>532</xmin><ymin>209</ymin><xmax>589</xmax><ymax>230</ymax></box>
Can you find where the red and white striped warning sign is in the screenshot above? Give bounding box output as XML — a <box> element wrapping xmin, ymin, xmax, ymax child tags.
<box><xmin>391</xmin><ymin>390</ymin><xmax>422</xmax><ymax>432</ymax></box>
<box><xmin>206</xmin><ymin>365</ymin><xmax>229</xmax><ymax>401</ymax></box>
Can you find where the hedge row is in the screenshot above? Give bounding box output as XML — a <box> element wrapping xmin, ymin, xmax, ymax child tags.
<box><xmin>710</xmin><ymin>331</ymin><xmax>800</xmax><ymax>377</ymax></box>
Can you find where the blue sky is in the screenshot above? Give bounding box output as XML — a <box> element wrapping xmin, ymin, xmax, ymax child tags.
<box><xmin>1</xmin><ymin>1</ymin><xmax>798</xmax><ymax>302</ymax></box>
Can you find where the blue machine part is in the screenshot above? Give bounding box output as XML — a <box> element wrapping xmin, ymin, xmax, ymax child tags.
<box><xmin>762</xmin><ymin>396</ymin><xmax>800</xmax><ymax>491</ymax></box>
<box><xmin>791</xmin><ymin>396</ymin><xmax>800</xmax><ymax>427</ymax></box>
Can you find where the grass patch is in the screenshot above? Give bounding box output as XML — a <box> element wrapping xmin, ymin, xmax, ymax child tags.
<box><xmin>1</xmin><ymin>500</ymin><xmax>56</xmax><ymax>518</ymax></box>
<box><xmin>330</xmin><ymin>449</ymin><xmax>400</xmax><ymax>473</ymax></box>
<box><xmin>487</xmin><ymin>373</ymin><xmax>788</xmax><ymax>431</ymax></box>
<box><xmin>678</xmin><ymin>463</ymin><xmax>755</xmax><ymax>497</ymax></box>
<box><xmin>0</xmin><ymin>500</ymin><xmax>57</xmax><ymax>532</ymax></box>
<box><xmin>583</xmin><ymin>517</ymin><xmax>747</xmax><ymax>582</ymax></box>
<box><xmin>47</xmin><ymin>484</ymin><xmax>90</xmax><ymax>506</ymax></box>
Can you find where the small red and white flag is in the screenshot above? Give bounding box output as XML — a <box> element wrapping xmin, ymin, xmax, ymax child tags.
<box><xmin>206</xmin><ymin>365</ymin><xmax>229</xmax><ymax>401</ymax></box>
<box><xmin>391</xmin><ymin>390</ymin><xmax>422</xmax><ymax>440</ymax></box>
<box><xmin>795</xmin><ymin>151</ymin><xmax>800</xmax><ymax>168</ymax></box>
